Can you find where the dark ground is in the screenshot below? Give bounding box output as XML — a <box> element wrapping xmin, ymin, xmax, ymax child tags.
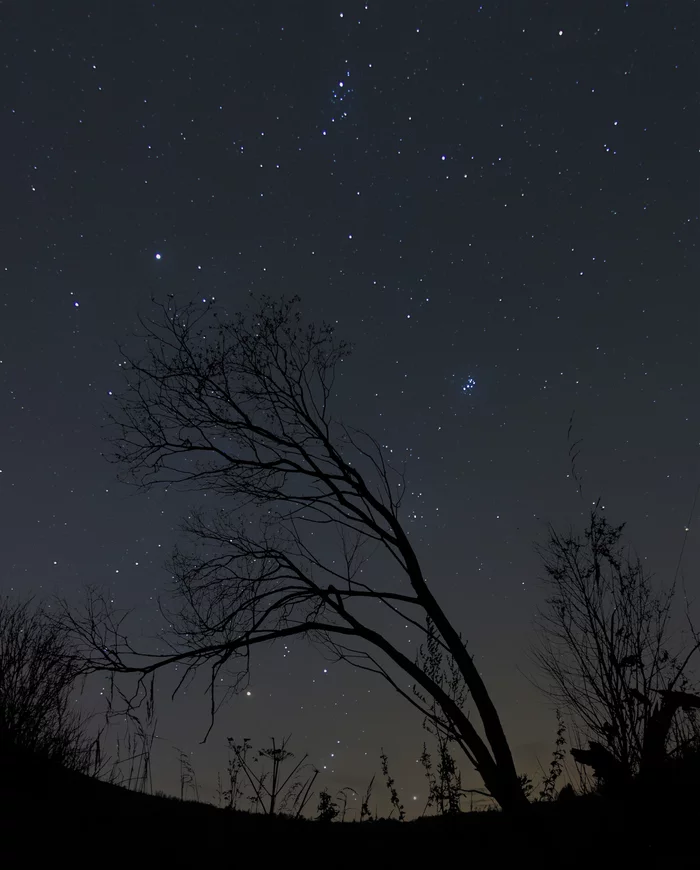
<box><xmin>2</xmin><ymin>751</ymin><xmax>697</xmax><ymax>866</ymax></box>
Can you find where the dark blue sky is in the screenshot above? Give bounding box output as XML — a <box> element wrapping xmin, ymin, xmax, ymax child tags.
<box><xmin>1</xmin><ymin>0</ymin><xmax>697</xmax><ymax>810</ymax></box>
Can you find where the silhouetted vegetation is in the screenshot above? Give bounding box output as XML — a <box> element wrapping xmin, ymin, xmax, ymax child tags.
<box><xmin>4</xmin><ymin>740</ymin><xmax>700</xmax><ymax>862</ymax></box>
<box><xmin>176</xmin><ymin>746</ymin><xmax>200</xmax><ymax>801</ymax></box>
<box><xmin>537</xmin><ymin>709</ymin><xmax>567</xmax><ymax>802</ymax></box>
<box><xmin>219</xmin><ymin>735</ymin><xmax>317</xmax><ymax>817</ymax></box>
<box><xmin>533</xmin><ymin>508</ymin><xmax>700</xmax><ymax>793</ymax></box>
<box><xmin>380</xmin><ymin>747</ymin><xmax>406</xmax><ymax>821</ymax></box>
<box><xmin>2</xmin><ymin>572</ymin><xmax>700</xmax><ymax>860</ymax></box>
<box><xmin>316</xmin><ymin>788</ymin><xmax>339</xmax><ymax>822</ymax></box>
<box><xmin>64</xmin><ymin>295</ymin><xmax>528</xmax><ymax>810</ymax></box>
<box><xmin>414</xmin><ymin>613</ymin><xmax>490</xmax><ymax>812</ymax></box>
<box><xmin>11</xmin><ymin>300</ymin><xmax>695</xmax><ymax>859</ymax></box>
<box><xmin>0</xmin><ymin>596</ymin><xmax>94</xmax><ymax>773</ymax></box>
<box><xmin>359</xmin><ymin>773</ymin><xmax>375</xmax><ymax>821</ymax></box>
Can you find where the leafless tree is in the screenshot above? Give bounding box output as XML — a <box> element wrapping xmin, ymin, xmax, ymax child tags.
<box><xmin>64</xmin><ymin>295</ymin><xmax>528</xmax><ymax>811</ymax></box>
<box><xmin>0</xmin><ymin>596</ymin><xmax>93</xmax><ymax>772</ymax></box>
<box><xmin>532</xmin><ymin>508</ymin><xmax>700</xmax><ymax>787</ymax></box>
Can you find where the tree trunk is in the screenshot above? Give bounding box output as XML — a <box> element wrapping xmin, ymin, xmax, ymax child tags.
<box><xmin>486</xmin><ymin>769</ymin><xmax>531</xmax><ymax>813</ymax></box>
<box><xmin>394</xmin><ymin>534</ymin><xmax>527</xmax><ymax>811</ymax></box>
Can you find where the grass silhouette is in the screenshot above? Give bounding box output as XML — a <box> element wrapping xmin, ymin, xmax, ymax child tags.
<box><xmin>3</xmin><ymin>743</ymin><xmax>699</xmax><ymax>864</ymax></box>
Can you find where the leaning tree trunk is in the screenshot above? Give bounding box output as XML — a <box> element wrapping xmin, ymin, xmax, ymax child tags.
<box><xmin>397</xmin><ymin>537</ymin><xmax>529</xmax><ymax>812</ymax></box>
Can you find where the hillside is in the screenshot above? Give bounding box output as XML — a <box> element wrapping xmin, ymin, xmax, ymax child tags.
<box><xmin>2</xmin><ymin>750</ymin><xmax>698</xmax><ymax>865</ymax></box>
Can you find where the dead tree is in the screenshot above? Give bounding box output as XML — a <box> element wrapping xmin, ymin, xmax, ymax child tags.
<box><xmin>532</xmin><ymin>509</ymin><xmax>700</xmax><ymax>787</ymax></box>
<box><xmin>65</xmin><ymin>295</ymin><xmax>528</xmax><ymax>812</ymax></box>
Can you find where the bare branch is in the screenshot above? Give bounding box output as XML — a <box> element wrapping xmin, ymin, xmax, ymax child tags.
<box><xmin>532</xmin><ymin>508</ymin><xmax>700</xmax><ymax>787</ymax></box>
<box><xmin>66</xmin><ymin>295</ymin><xmax>528</xmax><ymax>812</ymax></box>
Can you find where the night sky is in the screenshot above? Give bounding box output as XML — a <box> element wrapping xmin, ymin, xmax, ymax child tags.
<box><xmin>1</xmin><ymin>1</ymin><xmax>698</xmax><ymax>811</ymax></box>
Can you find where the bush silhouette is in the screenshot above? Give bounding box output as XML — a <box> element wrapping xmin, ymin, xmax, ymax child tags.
<box><xmin>0</xmin><ymin>596</ymin><xmax>92</xmax><ymax>772</ymax></box>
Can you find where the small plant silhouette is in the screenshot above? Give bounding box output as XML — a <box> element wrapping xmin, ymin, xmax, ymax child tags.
<box><xmin>316</xmin><ymin>788</ymin><xmax>339</xmax><ymax>822</ymax></box>
<box><xmin>176</xmin><ymin>747</ymin><xmax>199</xmax><ymax>801</ymax></box>
<box><xmin>538</xmin><ymin>710</ymin><xmax>567</xmax><ymax>802</ymax></box>
<box><xmin>380</xmin><ymin>748</ymin><xmax>405</xmax><ymax>821</ymax></box>
<box><xmin>360</xmin><ymin>774</ymin><xmax>375</xmax><ymax>822</ymax></box>
<box><xmin>418</xmin><ymin>740</ymin><xmax>463</xmax><ymax>815</ymax></box>
<box><xmin>224</xmin><ymin>735</ymin><xmax>317</xmax><ymax>817</ymax></box>
<box><xmin>414</xmin><ymin>615</ymin><xmax>469</xmax><ymax>814</ymax></box>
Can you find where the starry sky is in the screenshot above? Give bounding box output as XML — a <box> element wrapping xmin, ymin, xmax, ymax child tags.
<box><xmin>1</xmin><ymin>1</ymin><xmax>698</xmax><ymax>813</ymax></box>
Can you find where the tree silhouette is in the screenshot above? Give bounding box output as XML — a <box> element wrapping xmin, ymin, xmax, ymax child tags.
<box><xmin>532</xmin><ymin>509</ymin><xmax>700</xmax><ymax>788</ymax></box>
<box><xmin>65</xmin><ymin>295</ymin><xmax>528</xmax><ymax>811</ymax></box>
<box><xmin>0</xmin><ymin>596</ymin><xmax>93</xmax><ymax>773</ymax></box>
